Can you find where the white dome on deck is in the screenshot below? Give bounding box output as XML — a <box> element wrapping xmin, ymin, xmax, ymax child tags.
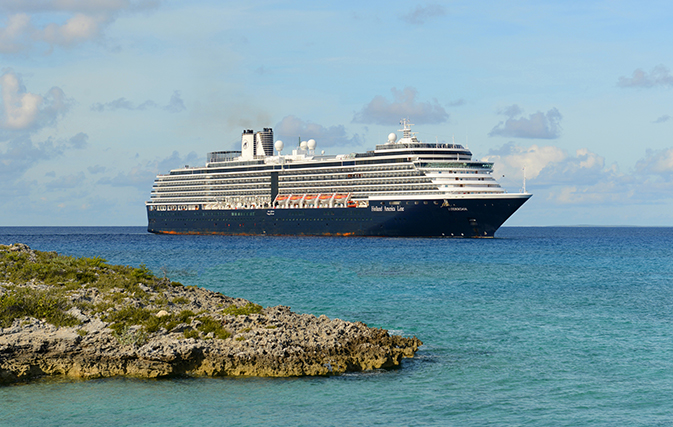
<box><xmin>275</xmin><ymin>140</ymin><xmax>284</xmax><ymax>151</ymax></box>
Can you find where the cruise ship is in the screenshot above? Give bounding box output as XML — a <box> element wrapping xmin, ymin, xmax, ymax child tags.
<box><xmin>146</xmin><ymin>120</ymin><xmax>531</xmax><ymax>237</ymax></box>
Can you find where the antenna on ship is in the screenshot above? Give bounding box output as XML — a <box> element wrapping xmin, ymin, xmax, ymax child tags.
<box><xmin>399</xmin><ymin>118</ymin><xmax>414</xmax><ymax>140</ymax></box>
<box><xmin>522</xmin><ymin>166</ymin><xmax>527</xmax><ymax>193</ymax></box>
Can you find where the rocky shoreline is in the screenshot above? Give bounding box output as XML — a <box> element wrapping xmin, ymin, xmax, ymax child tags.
<box><xmin>0</xmin><ymin>244</ymin><xmax>421</xmax><ymax>384</ymax></box>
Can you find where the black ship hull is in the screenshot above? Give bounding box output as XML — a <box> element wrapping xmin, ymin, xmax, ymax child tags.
<box><xmin>147</xmin><ymin>196</ymin><xmax>530</xmax><ymax>237</ymax></box>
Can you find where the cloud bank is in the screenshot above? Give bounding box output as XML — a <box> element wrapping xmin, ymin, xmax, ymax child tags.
<box><xmin>1</xmin><ymin>70</ymin><xmax>70</xmax><ymax>131</ymax></box>
<box><xmin>636</xmin><ymin>148</ymin><xmax>673</xmax><ymax>180</ymax></box>
<box><xmin>353</xmin><ymin>87</ymin><xmax>449</xmax><ymax>125</ymax></box>
<box><xmin>489</xmin><ymin>105</ymin><xmax>562</xmax><ymax>139</ymax></box>
<box><xmin>0</xmin><ymin>0</ymin><xmax>158</xmax><ymax>53</ymax></box>
<box><xmin>91</xmin><ymin>91</ymin><xmax>186</xmax><ymax>113</ymax></box>
<box><xmin>483</xmin><ymin>142</ymin><xmax>673</xmax><ymax>206</ymax></box>
<box><xmin>275</xmin><ymin>116</ymin><xmax>361</xmax><ymax>148</ymax></box>
<box><xmin>618</xmin><ymin>64</ymin><xmax>673</xmax><ymax>88</ymax></box>
<box><xmin>0</xmin><ymin>70</ymin><xmax>84</xmax><ymax>182</ymax></box>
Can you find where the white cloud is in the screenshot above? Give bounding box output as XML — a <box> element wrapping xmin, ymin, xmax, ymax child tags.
<box><xmin>353</xmin><ymin>87</ymin><xmax>449</xmax><ymax>125</ymax></box>
<box><xmin>0</xmin><ymin>13</ymin><xmax>32</xmax><ymax>53</ymax></box>
<box><xmin>275</xmin><ymin>115</ymin><xmax>361</xmax><ymax>148</ymax></box>
<box><xmin>0</xmin><ymin>70</ymin><xmax>83</xmax><ymax>184</ymax></box>
<box><xmin>635</xmin><ymin>148</ymin><xmax>673</xmax><ymax>180</ymax></box>
<box><xmin>482</xmin><ymin>142</ymin><xmax>567</xmax><ymax>181</ymax></box>
<box><xmin>41</xmin><ymin>13</ymin><xmax>106</xmax><ymax>46</ymax></box>
<box><xmin>0</xmin><ymin>0</ymin><xmax>159</xmax><ymax>53</ymax></box>
<box><xmin>548</xmin><ymin>182</ymin><xmax>625</xmax><ymax>205</ymax></box>
<box><xmin>489</xmin><ymin>105</ymin><xmax>562</xmax><ymax>139</ymax></box>
<box><xmin>0</xmin><ymin>69</ymin><xmax>70</xmax><ymax>131</ymax></box>
<box><xmin>1</xmin><ymin>72</ymin><xmax>42</xmax><ymax>130</ymax></box>
<box><xmin>483</xmin><ymin>142</ymin><xmax>673</xmax><ymax>211</ymax></box>
<box><xmin>617</xmin><ymin>64</ymin><xmax>673</xmax><ymax>88</ymax></box>
<box><xmin>482</xmin><ymin>142</ymin><xmax>626</xmax><ymax>205</ymax></box>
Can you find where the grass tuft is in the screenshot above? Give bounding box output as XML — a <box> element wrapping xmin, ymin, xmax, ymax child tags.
<box><xmin>222</xmin><ymin>302</ymin><xmax>263</xmax><ymax>316</ymax></box>
<box><xmin>0</xmin><ymin>287</ymin><xmax>79</xmax><ymax>328</ymax></box>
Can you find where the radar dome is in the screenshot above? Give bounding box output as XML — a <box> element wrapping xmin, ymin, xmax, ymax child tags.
<box><xmin>307</xmin><ymin>139</ymin><xmax>316</xmax><ymax>150</ymax></box>
<box><xmin>300</xmin><ymin>140</ymin><xmax>308</xmax><ymax>150</ymax></box>
<box><xmin>274</xmin><ymin>140</ymin><xmax>284</xmax><ymax>151</ymax></box>
<box><xmin>388</xmin><ymin>133</ymin><xmax>398</xmax><ymax>143</ymax></box>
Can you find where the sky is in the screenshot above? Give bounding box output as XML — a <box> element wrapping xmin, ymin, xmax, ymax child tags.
<box><xmin>1</xmin><ymin>0</ymin><xmax>672</xmax><ymax>226</ymax></box>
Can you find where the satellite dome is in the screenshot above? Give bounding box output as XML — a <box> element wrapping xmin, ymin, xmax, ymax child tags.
<box><xmin>274</xmin><ymin>140</ymin><xmax>284</xmax><ymax>151</ymax></box>
<box><xmin>388</xmin><ymin>133</ymin><xmax>398</xmax><ymax>143</ymax></box>
<box><xmin>300</xmin><ymin>140</ymin><xmax>308</xmax><ymax>150</ymax></box>
<box><xmin>307</xmin><ymin>139</ymin><xmax>316</xmax><ymax>150</ymax></box>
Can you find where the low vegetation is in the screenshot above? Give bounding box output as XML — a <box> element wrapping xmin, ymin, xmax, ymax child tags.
<box><xmin>0</xmin><ymin>287</ymin><xmax>79</xmax><ymax>328</ymax></box>
<box><xmin>222</xmin><ymin>302</ymin><xmax>263</xmax><ymax>316</ymax></box>
<box><xmin>0</xmin><ymin>244</ymin><xmax>239</xmax><ymax>342</ymax></box>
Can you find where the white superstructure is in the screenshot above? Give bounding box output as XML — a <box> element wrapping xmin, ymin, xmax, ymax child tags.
<box><xmin>147</xmin><ymin>120</ymin><xmax>520</xmax><ymax>211</ymax></box>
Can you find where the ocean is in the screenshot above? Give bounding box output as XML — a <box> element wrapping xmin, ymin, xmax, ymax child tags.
<box><xmin>1</xmin><ymin>226</ymin><xmax>672</xmax><ymax>426</ymax></box>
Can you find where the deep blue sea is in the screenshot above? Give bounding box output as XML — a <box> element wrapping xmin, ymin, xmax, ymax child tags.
<box><xmin>1</xmin><ymin>226</ymin><xmax>673</xmax><ymax>426</ymax></box>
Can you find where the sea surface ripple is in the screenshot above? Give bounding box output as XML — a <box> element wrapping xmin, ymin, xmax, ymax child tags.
<box><xmin>1</xmin><ymin>226</ymin><xmax>672</xmax><ymax>426</ymax></box>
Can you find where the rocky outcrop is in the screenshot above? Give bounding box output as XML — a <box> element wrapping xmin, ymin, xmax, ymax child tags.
<box><xmin>0</xmin><ymin>244</ymin><xmax>421</xmax><ymax>384</ymax></box>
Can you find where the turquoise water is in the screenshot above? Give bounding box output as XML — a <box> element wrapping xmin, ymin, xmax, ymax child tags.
<box><xmin>1</xmin><ymin>227</ymin><xmax>673</xmax><ymax>426</ymax></box>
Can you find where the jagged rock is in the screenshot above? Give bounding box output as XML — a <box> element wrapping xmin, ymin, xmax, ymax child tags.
<box><xmin>0</xmin><ymin>244</ymin><xmax>421</xmax><ymax>384</ymax></box>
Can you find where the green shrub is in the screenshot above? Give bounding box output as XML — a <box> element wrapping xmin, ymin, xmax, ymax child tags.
<box><xmin>197</xmin><ymin>315</ymin><xmax>230</xmax><ymax>339</ymax></box>
<box><xmin>222</xmin><ymin>302</ymin><xmax>263</xmax><ymax>316</ymax></box>
<box><xmin>103</xmin><ymin>306</ymin><xmax>152</xmax><ymax>332</ymax></box>
<box><xmin>171</xmin><ymin>296</ymin><xmax>189</xmax><ymax>305</ymax></box>
<box><xmin>113</xmin><ymin>325</ymin><xmax>148</xmax><ymax>346</ymax></box>
<box><xmin>183</xmin><ymin>329</ymin><xmax>199</xmax><ymax>339</ymax></box>
<box><xmin>143</xmin><ymin>315</ymin><xmax>164</xmax><ymax>333</ymax></box>
<box><xmin>177</xmin><ymin>309</ymin><xmax>196</xmax><ymax>323</ymax></box>
<box><xmin>143</xmin><ymin>309</ymin><xmax>194</xmax><ymax>333</ymax></box>
<box><xmin>0</xmin><ymin>288</ymin><xmax>79</xmax><ymax>328</ymax></box>
<box><xmin>131</xmin><ymin>264</ymin><xmax>154</xmax><ymax>283</ymax></box>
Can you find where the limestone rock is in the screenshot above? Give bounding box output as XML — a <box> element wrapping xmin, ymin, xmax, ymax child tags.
<box><xmin>0</xmin><ymin>244</ymin><xmax>422</xmax><ymax>384</ymax></box>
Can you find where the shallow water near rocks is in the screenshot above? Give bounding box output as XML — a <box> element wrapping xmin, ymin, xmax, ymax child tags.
<box><xmin>2</xmin><ymin>226</ymin><xmax>673</xmax><ymax>426</ymax></box>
